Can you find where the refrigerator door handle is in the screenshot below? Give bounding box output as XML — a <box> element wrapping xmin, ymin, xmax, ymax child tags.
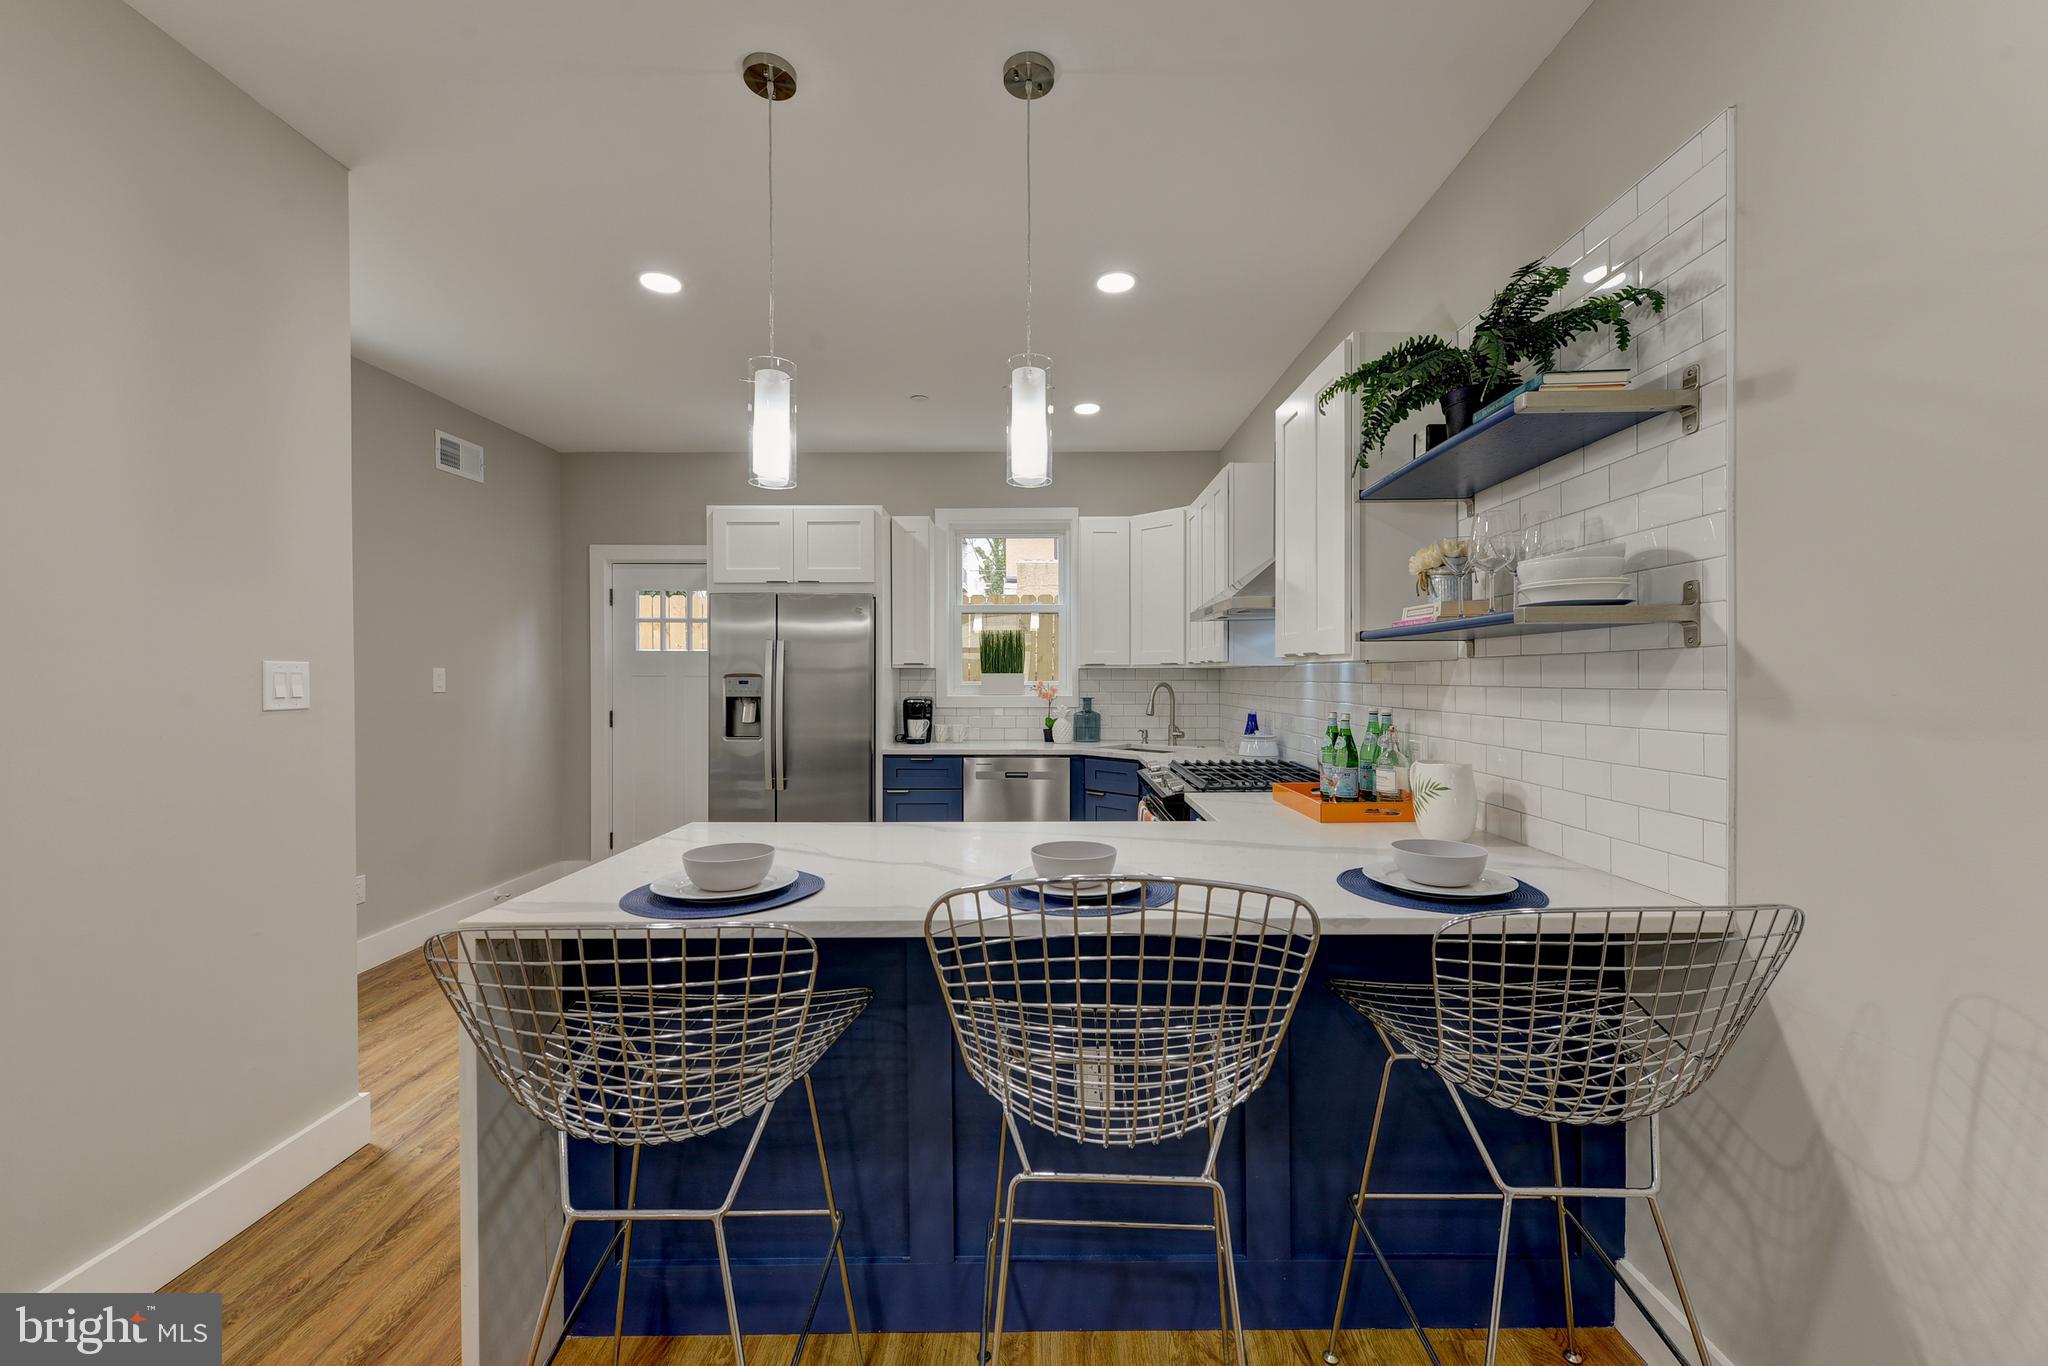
<box><xmin>762</xmin><ymin>640</ymin><xmax>777</xmax><ymax>792</ymax></box>
<box><xmin>772</xmin><ymin>638</ymin><xmax>789</xmax><ymax>791</ymax></box>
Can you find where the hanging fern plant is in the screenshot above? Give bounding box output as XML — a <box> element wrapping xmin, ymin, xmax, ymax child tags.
<box><xmin>1318</xmin><ymin>259</ymin><xmax>1665</xmax><ymax>469</ymax></box>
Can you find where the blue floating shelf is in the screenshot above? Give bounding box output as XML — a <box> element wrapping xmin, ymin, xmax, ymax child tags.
<box><xmin>1357</xmin><ymin>381</ymin><xmax>1699</xmax><ymax>502</ymax></box>
<box><xmin>1358</xmin><ymin>583</ymin><xmax>1702</xmax><ymax>648</ymax></box>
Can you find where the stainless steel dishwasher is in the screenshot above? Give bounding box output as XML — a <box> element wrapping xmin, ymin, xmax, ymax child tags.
<box><xmin>962</xmin><ymin>756</ymin><xmax>1071</xmax><ymax>821</ymax></box>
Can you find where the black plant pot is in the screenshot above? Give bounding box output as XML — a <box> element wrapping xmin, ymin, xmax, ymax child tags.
<box><xmin>1441</xmin><ymin>384</ymin><xmax>1482</xmax><ymax>438</ymax></box>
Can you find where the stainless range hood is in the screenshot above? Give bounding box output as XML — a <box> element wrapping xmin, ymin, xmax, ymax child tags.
<box><xmin>1188</xmin><ymin>559</ymin><xmax>1275</xmax><ymax>621</ymax></box>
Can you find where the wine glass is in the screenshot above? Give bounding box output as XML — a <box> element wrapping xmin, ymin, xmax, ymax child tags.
<box><xmin>1471</xmin><ymin>508</ymin><xmax>1519</xmax><ymax>602</ymax></box>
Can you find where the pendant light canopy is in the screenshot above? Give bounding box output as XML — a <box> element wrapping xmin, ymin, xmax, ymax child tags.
<box><xmin>743</xmin><ymin>52</ymin><xmax>798</xmax><ymax>490</ymax></box>
<box><xmin>1002</xmin><ymin>52</ymin><xmax>1055</xmax><ymax>489</ymax></box>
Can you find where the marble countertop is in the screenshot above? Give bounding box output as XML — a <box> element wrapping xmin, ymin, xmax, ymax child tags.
<box><xmin>880</xmin><ymin>740</ymin><xmax>1243</xmax><ymax>761</ymax></box>
<box><xmin>467</xmin><ymin>801</ymin><xmax>1683</xmax><ymax>937</ymax></box>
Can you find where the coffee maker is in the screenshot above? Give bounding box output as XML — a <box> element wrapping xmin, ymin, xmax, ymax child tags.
<box><xmin>900</xmin><ymin>696</ymin><xmax>934</xmax><ymax>744</ymax></box>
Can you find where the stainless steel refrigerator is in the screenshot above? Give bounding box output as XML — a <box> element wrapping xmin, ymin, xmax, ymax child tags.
<box><xmin>708</xmin><ymin>593</ymin><xmax>876</xmax><ymax>821</ymax></box>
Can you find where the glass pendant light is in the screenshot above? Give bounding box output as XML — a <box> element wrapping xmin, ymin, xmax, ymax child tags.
<box><xmin>1002</xmin><ymin>52</ymin><xmax>1055</xmax><ymax>488</ymax></box>
<box><xmin>743</xmin><ymin>53</ymin><xmax>798</xmax><ymax>490</ymax></box>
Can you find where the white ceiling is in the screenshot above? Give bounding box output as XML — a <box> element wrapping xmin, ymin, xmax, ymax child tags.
<box><xmin>128</xmin><ymin>0</ymin><xmax>1589</xmax><ymax>454</ymax></box>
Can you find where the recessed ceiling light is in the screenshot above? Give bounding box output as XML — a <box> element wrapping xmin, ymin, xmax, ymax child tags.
<box><xmin>638</xmin><ymin>271</ymin><xmax>683</xmax><ymax>295</ymax></box>
<box><xmin>1072</xmin><ymin>402</ymin><xmax>1102</xmax><ymax>416</ymax></box>
<box><xmin>1095</xmin><ymin>271</ymin><xmax>1136</xmax><ymax>294</ymax></box>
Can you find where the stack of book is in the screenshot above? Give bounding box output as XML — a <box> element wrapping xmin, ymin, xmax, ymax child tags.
<box><xmin>1394</xmin><ymin>600</ymin><xmax>1496</xmax><ymax>626</ymax></box>
<box><xmin>1472</xmin><ymin>368</ymin><xmax>1630</xmax><ymax>423</ymax></box>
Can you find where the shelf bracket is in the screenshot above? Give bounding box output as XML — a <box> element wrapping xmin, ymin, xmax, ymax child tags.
<box><xmin>1681</xmin><ymin>577</ymin><xmax>1701</xmax><ymax>648</ymax></box>
<box><xmin>1680</xmin><ymin>364</ymin><xmax>1701</xmax><ymax>435</ymax></box>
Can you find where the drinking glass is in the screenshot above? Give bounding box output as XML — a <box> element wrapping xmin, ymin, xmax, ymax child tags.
<box><xmin>1471</xmin><ymin>508</ymin><xmax>1519</xmax><ymax>598</ymax></box>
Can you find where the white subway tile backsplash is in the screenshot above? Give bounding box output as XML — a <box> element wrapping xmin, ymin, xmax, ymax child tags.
<box><xmin>1669</xmin><ymin>772</ymin><xmax>1729</xmax><ymax>821</ymax></box>
<box><xmin>1639</xmin><ymin>729</ymin><xmax>1705</xmax><ymax>773</ymax></box>
<box><xmin>1210</xmin><ymin>119</ymin><xmax>1731</xmax><ymax>906</ymax></box>
<box><xmin>1611</xmin><ymin>840</ymin><xmax>1670</xmax><ymax>893</ymax></box>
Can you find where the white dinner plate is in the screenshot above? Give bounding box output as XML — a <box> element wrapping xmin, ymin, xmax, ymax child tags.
<box><xmin>1004</xmin><ymin>868</ymin><xmax>1146</xmax><ymax>905</ymax></box>
<box><xmin>649</xmin><ymin>865</ymin><xmax>799</xmax><ymax>903</ymax></box>
<box><xmin>1361</xmin><ymin>861</ymin><xmax>1520</xmax><ymax>901</ymax></box>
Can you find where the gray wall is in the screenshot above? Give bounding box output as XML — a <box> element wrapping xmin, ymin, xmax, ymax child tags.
<box><xmin>352</xmin><ymin>361</ymin><xmax>567</xmax><ymax>940</ymax></box>
<box><xmin>558</xmin><ymin>449</ymin><xmax>1221</xmax><ymax>852</ymax></box>
<box><xmin>1218</xmin><ymin>2</ymin><xmax>2046</xmax><ymax>1363</ymax></box>
<box><xmin>0</xmin><ymin>0</ymin><xmax>360</xmax><ymax>1289</ymax></box>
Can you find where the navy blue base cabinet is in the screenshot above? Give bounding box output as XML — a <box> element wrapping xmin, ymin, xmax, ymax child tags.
<box><xmin>560</xmin><ymin>935</ymin><xmax>1620</xmax><ymax>1338</ymax></box>
<box><xmin>882</xmin><ymin>755</ymin><xmax>962</xmax><ymax>821</ymax></box>
<box><xmin>1075</xmin><ymin>756</ymin><xmax>1141</xmax><ymax>821</ymax></box>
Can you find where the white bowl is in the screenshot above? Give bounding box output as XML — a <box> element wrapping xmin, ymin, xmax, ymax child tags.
<box><xmin>1031</xmin><ymin>840</ymin><xmax>1118</xmax><ymax>879</ymax></box>
<box><xmin>1391</xmin><ymin>838</ymin><xmax>1489</xmax><ymax>888</ymax></box>
<box><xmin>1517</xmin><ymin>553</ymin><xmax>1628</xmax><ymax>585</ymax></box>
<box><xmin>681</xmin><ymin>842</ymin><xmax>777</xmax><ymax>892</ymax></box>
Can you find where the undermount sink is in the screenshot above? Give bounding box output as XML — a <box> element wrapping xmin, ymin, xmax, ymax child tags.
<box><xmin>1122</xmin><ymin>745</ymin><xmax>1176</xmax><ymax>753</ymax></box>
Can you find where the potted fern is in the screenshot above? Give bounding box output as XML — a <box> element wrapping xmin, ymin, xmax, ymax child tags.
<box><xmin>1318</xmin><ymin>260</ymin><xmax>1665</xmax><ymax>469</ymax></box>
<box><xmin>978</xmin><ymin>629</ymin><xmax>1026</xmax><ymax>694</ymax></box>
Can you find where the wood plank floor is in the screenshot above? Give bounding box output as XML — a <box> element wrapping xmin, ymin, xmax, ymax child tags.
<box><xmin>165</xmin><ymin>952</ymin><xmax>1641</xmax><ymax>1366</ymax></box>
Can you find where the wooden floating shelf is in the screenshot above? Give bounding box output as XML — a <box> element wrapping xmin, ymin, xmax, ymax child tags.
<box><xmin>1357</xmin><ymin>370</ymin><xmax>1701</xmax><ymax>503</ymax></box>
<box><xmin>1359</xmin><ymin>581</ymin><xmax>1702</xmax><ymax>648</ymax></box>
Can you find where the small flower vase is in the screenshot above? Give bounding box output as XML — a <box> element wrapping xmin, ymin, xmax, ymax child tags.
<box><xmin>1409</xmin><ymin>761</ymin><xmax>1479</xmax><ymax>841</ymax></box>
<box><xmin>1427</xmin><ymin>569</ymin><xmax>1465</xmax><ymax>604</ymax></box>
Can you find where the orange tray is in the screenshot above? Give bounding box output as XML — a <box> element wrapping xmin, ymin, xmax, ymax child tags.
<box><xmin>1272</xmin><ymin>782</ymin><xmax>1413</xmax><ymax>823</ymax></box>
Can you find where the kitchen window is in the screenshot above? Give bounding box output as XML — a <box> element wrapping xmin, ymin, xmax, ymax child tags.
<box><xmin>634</xmin><ymin>589</ymin><xmax>709</xmax><ymax>652</ymax></box>
<box><xmin>934</xmin><ymin>509</ymin><xmax>1078</xmax><ymax>705</ymax></box>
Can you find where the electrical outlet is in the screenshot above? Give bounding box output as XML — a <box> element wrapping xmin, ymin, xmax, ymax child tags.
<box><xmin>1077</xmin><ymin>1049</ymin><xmax>1111</xmax><ymax>1110</ymax></box>
<box><xmin>353</xmin><ymin>874</ymin><xmax>367</xmax><ymax>905</ymax></box>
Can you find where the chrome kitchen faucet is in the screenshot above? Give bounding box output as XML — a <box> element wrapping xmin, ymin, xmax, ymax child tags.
<box><xmin>1147</xmin><ymin>682</ymin><xmax>1185</xmax><ymax>746</ymax></box>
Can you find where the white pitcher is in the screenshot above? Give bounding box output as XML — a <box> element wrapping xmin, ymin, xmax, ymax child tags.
<box><xmin>1409</xmin><ymin>761</ymin><xmax>1478</xmax><ymax>841</ymax></box>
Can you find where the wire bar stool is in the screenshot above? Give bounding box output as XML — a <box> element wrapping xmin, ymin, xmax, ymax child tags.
<box><xmin>925</xmin><ymin>874</ymin><xmax>1321</xmax><ymax>1366</ymax></box>
<box><xmin>1321</xmin><ymin>904</ymin><xmax>1803</xmax><ymax>1366</ymax></box>
<box><xmin>425</xmin><ymin>923</ymin><xmax>871</xmax><ymax>1366</ymax></box>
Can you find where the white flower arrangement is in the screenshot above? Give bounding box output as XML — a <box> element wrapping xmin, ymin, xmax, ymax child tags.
<box><xmin>1411</xmin><ymin>538</ymin><xmax>1473</xmax><ymax>593</ymax></box>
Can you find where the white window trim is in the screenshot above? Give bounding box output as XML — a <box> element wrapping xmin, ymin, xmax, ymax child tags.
<box><xmin>933</xmin><ymin>506</ymin><xmax>1079</xmax><ymax>708</ymax></box>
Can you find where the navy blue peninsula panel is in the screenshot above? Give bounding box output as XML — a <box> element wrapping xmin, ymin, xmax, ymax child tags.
<box><xmin>560</xmin><ymin>934</ymin><xmax>1623</xmax><ymax>1338</ymax></box>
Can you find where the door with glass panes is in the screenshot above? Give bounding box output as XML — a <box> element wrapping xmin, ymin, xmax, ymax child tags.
<box><xmin>610</xmin><ymin>563</ymin><xmax>709</xmax><ymax>850</ymax></box>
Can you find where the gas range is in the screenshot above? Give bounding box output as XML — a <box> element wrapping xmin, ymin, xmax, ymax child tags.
<box><xmin>1168</xmin><ymin>757</ymin><xmax>1318</xmax><ymax>792</ymax></box>
<box><xmin>1137</xmin><ymin>756</ymin><xmax>1318</xmax><ymax>803</ymax></box>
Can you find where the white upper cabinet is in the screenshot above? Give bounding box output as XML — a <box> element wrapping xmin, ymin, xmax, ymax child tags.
<box><xmin>1274</xmin><ymin>337</ymin><xmax>1356</xmax><ymax>658</ymax></box>
<box><xmin>709</xmin><ymin>506</ymin><xmax>797</xmax><ymax>583</ymax></box>
<box><xmin>1075</xmin><ymin>517</ymin><xmax>1134</xmax><ymax>667</ymax></box>
<box><xmin>889</xmin><ymin>515</ymin><xmax>934</xmax><ymax>667</ymax></box>
<box><xmin>1129</xmin><ymin>510</ymin><xmax>1185</xmax><ymax>666</ymax></box>
<box><xmin>709</xmin><ymin>506</ymin><xmax>881</xmax><ymax>587</ymax></box>
<box><xmin>793</xmin><ymin>507</ymin><xmax>877</xmax><ymax>582</ymax></box>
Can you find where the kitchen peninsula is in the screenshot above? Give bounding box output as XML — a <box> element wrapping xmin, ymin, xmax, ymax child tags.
<box><xmin>458</xmin><ymin>815</ymin><xmax>1683</xmax><ymax>1364</ymax></box>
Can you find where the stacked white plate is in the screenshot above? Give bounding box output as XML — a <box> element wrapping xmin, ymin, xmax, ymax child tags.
<box><xmin>1517</xmin><ymin>576</ymin><xmax>1633</xmax><ymax>606</ymax></box>
<box><xmin>1516</xmin><ymin>551</ymin><xmax>1632</xmax><ymax>606</ymax></box>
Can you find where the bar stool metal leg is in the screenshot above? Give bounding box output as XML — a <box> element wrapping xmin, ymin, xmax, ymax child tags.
<box><xmin>610</xmin><ymin>1146</ymin><xmax>644</xmax><ymax>1366</ymax></box>
<box><xmin>1549</xmin><ymin>1125</ymin><xmax>1582</xmax><ymax>1366</ymax></box>
<box><xmin>1322</xmin><ymin>1048</ymin><xmax>1398</xmax><ymax>1365</ymax></box>
<box><xmin>524</xmin><ymin>1219</ymin><xmax>577</xmax><ymax>1366</ymax></box>
<box><xmin>1647</xmin><ymin>1196</ymin><xmax>1714</xmax><ymax>1366</ymax></box>
<box><xmin>802</xmin><ymin>1076</ymin><xmax>863</xmax><ymax>1362</ymax></box>
<box><xmin>1209</xmin><ymin>1178</ymin><xmax>1250</xmax><ymax>1366</ymax></box>
<box><xmin>1484</xmin><ymin>1195</ymin><xmax>1515</xmax><ymax>1366</ymax></box>
<box><xmin>986</xmin><ymin>1172</ymin><xmax>1024</xmax><ymax>1366</ymax></box>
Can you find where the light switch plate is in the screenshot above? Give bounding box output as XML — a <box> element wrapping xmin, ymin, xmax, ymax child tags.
<box><xmin>263</xmin><ymin>660</ymin><xmax>310</xmax><ymax>711</ymax></box>
<box><xmin>432</xmin><ymin>667</ymin><xmax>447</xmax><ymax>694</ymax></box>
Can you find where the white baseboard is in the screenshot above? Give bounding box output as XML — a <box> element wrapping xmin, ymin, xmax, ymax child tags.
<box><xmin>43</xmin><ymin>1090</ymin><xmax>372</xmax><ymax>1294</ymax></box>
<box><xmin>1614</xmin><ymin>1256</ymin><xmax>1738</xmax><ymax>1366</ymax></box>
<box><xmin>355</xmin><ymin>859</ymin><xmax>586</xmax><ymax>971</ymax></box>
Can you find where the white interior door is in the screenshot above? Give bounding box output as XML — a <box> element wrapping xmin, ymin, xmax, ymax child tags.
<box><xmin>610</xmin><ymin>562</ymin><xmax>709</xmax><ymax>850</ymax></box>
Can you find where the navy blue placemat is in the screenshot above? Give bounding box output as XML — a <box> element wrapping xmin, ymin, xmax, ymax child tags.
<box><xmin>1336</xmin><ymin>866</ymin><xmax>1549</xmax><ymax>912</ymax></box>
<box><xmin>620</xmin><ymin>871</ymin><xmax>825</xmax><ymax>920</ymax></box>
<box><xmin>992</xmin><ymin>878</ymin><xmax>1179</xmax><ymax>916</ymax></box>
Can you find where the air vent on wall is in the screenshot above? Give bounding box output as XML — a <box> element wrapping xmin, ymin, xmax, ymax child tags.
<box><xmin>434</xmin><ymin>430</ymin><xmax>484</xmax><ymax>482</ymax></box>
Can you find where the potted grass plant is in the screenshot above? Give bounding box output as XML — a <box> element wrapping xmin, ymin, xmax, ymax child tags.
<box><xmin>1318</xmin><ymin>260</ymin><xmax>1665</xmax><ymax>468</ymax></box>
<box><xmin>978</xmin><ymin>629</ymin><xmax>1026</xmax><ymax>693</ymax></box>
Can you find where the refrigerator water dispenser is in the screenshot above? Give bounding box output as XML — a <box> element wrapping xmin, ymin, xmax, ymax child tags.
<box><xmin>723</xmin><ymin>674</ymin><xmax>763</xmax><ymax>738</ymax></box>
